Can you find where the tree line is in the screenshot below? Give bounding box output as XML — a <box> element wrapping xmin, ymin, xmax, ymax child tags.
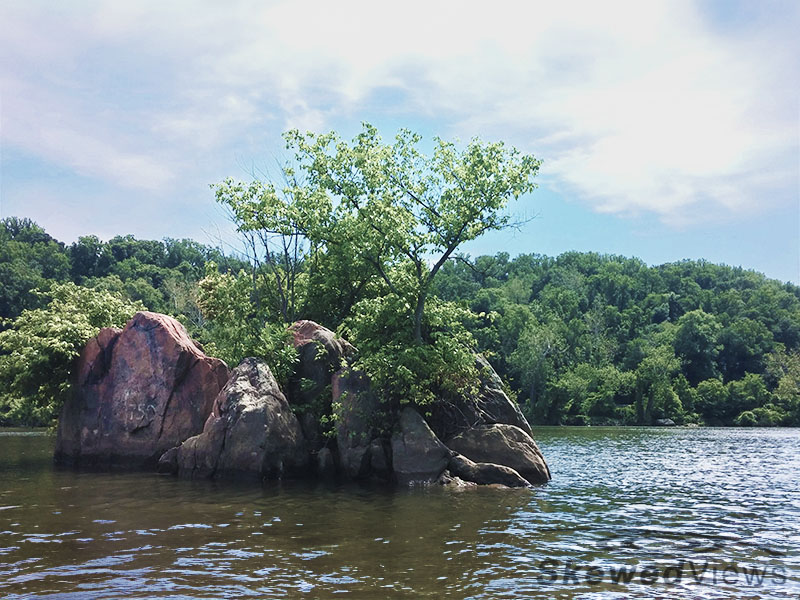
<box><xmin>432</xmin><ymin>252</ymin><xmax>800</xmax><ymax>426</ymax></box>
<box><xmin>3</xmin><ymin>215</ymin><xmax>797</xmax><ymax>428</ymax></box>
<box><xmin>1</xmin><ymin>126</ymin><xmax>798</xmax><ymax>428</ymax></box>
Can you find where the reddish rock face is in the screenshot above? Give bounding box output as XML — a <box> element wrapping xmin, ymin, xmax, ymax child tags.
<box><xmin>288</xmin><ymin>321</ymin><xmax>354</xmax><ymax>397</ymax></box>
<box><xmin>55</xmin><ymin>311</ymin><xmax>229</xmax><ymax>468</ymax></box>
<box><xmin>287</xmin><ymin>320</ymin><xmax>355</xmax><ymax>450</ymax></box>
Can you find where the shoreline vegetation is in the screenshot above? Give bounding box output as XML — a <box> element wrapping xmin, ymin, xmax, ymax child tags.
<box><xmin>3</xmin><ymin>217</ymin><xmax>798</xmax><ymax>430</ymax></box>
<box><xmin>1</xmin><ymin>127</ymin><xmax>799</xmax><ymax>432</ymax></box>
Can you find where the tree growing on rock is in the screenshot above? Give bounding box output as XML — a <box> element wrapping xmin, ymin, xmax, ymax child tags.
<box><xmin>213</xmin><ymin>124</ymin><xmax>540</xmax><ymax>406</ymax></box>
<box><xmin>285</xmin><ymin>124</ymin><xmax>541</xmax><ymax>344</ymax></box>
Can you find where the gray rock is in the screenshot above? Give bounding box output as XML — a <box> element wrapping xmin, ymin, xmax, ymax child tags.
<box><xmin>448</xmin><ymin>453</ymin><xmax>530</xmax><ymax>488</ymax></box>
<box><xmin>332</xmin><ymin>368</ymin><xmax>385</xmax><ymax>480</ymax></box>
<box><xmin>447</xmin><ymin>424</ymin><xmax>551</xmax><ymax>485</ymax></box>
<box><xmin>170</xmin><ymin>357</ymin><xmax>309</xmax><ymax>480</ymax></box>
<box><xmin>391</xmin><ymin>407</ymin><xmax>451</xmax><ymax>485</ymax></box>
<box><xmin>654</xmin><ymin>418</ymin><xmax>676</xmax><ymax>426</ymax></box>
<box><xmin>428</xmin><ymin>354</ymin><xmax>533</xmax><ymax>441</ymax></box>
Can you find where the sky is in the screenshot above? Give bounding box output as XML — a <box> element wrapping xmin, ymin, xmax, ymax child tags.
<box><xmin>1</xmin><ymin>1</ymin><xmax>798</xmax><ymax>282</ymax></box>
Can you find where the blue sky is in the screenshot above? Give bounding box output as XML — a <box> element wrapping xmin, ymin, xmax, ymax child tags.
<box><xmin>1</xmin><ymin>1</ymin><xmax>798</xmax><ymax>282</ymax></box>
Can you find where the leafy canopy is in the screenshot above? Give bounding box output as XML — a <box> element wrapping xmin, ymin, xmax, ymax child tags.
<box><xmin>212</xmin><ymin>124</ymin><xmax>541</xmax><ymax>405</ymax></box>
<box><xmin>285</xmin><ymin>124</ymin><xmax>541</xmax><ymax>342</ymax></box>
<box><xmin>0</xmin><ymin>283</ymin><xmax>142</xmax><ymax>426</ymax></box>
<box><xmin>196</xmin><ymin>263</ymin><xmax>297</xmax><ymax>385</ymax></box>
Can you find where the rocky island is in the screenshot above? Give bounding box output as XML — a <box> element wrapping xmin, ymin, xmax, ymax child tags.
<box><xmin>54</xmin><ymin>311</ymin><xmax>551</xmax><ymax>487</ymax></box>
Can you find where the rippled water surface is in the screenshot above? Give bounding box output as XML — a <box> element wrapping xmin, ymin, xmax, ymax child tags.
<box><xmin>1</xmin><ymin>427</ymin><xmax>798</xmax><ymax>599</ymax></box>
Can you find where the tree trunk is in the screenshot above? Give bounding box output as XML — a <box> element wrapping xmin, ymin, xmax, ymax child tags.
<box><xmin>413</xmin><ymin>290</ymin><xmax>426</xmax><ymax>345</ymax></box>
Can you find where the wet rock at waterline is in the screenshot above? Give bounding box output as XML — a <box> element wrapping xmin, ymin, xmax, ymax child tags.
<box><xmin>446</xmin><ymin>424</ymin><xmax>551</xmax><ymax>485</ymax></box>
<box><xmin>56</xmin><ymin>313</ymin><xmax>551</xmax><ymax>488</ymax></box>
<box><xmin>391</xmin><ymin>407</ymin><xmax>451</xmax><ymax>485</ymax></box>
<box><xmin>55</xmin><ymin>311</ymin><xmax>229</xmax><ymax>468</ymax></box>
<box><xmin>447</xmin><ymin>453</ymin><xmax>531</xmax><ymax>488</ymax></box>
<box><xmin>162</xmin><ymin>357</ymin><xmax>309</xmax><ymax>480</ymax></box>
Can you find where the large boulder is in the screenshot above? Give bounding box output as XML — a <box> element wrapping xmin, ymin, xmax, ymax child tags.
<box><xmin>446</xmin><ymin>424</ymin><xmax>551</xmax><ymax>485</ymax></box>
<box><xmin>287</xmin><ymin>320</ymin><xmax>354</xmax><ymax>449</ymax></box>
<box><xmin>332</xmin><ymin>368</ymin><xmax>389</xmax><ymax>480</ymax></box>
<box><xmin>165</xmin><ymin>357</ymin><xmax>309</xmax><ymax>480</ymax></box>
<box><xmin>55</xmin><ymin>311</ymin><xmax>229</xmax><ymax>468</ymax></box>
<box><xmin>448</xmin><ymin>453</ymin><xmax>530</xmax><ymax>488</ymax></box>
<box><xmin>391</xmin><ymin>407</ymin><xmax>451</xmax><ymax>485</ymax></box>
<box><xmin>428</xmin><ymin>355</ymin><xmax>533</xmax><ymax>441</ymax></box>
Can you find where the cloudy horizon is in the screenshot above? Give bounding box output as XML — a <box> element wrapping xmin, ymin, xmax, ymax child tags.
<box><xmin>1</xmin><ymin>0</ymin><xmax>798</xmax><ymax>281</ymax></box>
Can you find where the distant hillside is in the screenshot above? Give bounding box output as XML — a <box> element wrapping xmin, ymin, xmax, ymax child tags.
<box><xmin>0</xmin><ymin>216</ymin><xmax>247</xmax><ymax>323</ymax></box>
<box><xmin>2</xmin><ymin>217</ymin><xmax>798</xmax><ymax>427</ymax></box>
<box><xmin>432</xmin><ymin>251</ymin><xmax>800</xmax><ymax>426</ymax></box>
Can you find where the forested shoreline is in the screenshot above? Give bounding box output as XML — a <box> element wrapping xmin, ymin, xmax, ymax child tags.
<box><xmin>2</xmin><ymin>215</ymin><xmax>798</xmax><ymax>429</ymax></box>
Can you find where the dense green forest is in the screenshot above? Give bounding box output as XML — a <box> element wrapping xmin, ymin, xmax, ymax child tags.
<box><xmin>2</xmin><ymin>215</ymin><xmax>798</xmax><ymax>428</ymax></box>
<box><xmin>1</xmin><ymin>127</ymin><xmax>798</xmax><ymax>429</ymax></box>
<box><xmin>433</xmin><ymin>253</ymin><xmax>800</xmax><ymax>427</ymax></box>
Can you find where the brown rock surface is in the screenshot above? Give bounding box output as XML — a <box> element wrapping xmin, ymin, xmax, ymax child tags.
<box><xmin>55</xmin><ymin>311</ymin><xmax>229</xmax><ymax>468</ymax></box>
<box><xmin>288</xmin><ymin>320</ymin><xmax>354</xmax><ymax>449</ymax></box>
<box><xmin>170</xmin><ymin>357</ymin><xmax>309</xmax><ymax>479</ymax></box>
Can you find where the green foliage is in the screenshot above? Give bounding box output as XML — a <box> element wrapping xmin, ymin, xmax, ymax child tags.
<box><xmin>510</xmin><ymin>320</ymin><xmax>567</xmax><ymax>419</ymax></box>
<box><xmin>695</xmin><ymin>378</ymin><xmax>730</xmax><ymax>424</ymax></box>
<box><xmin>734</xmin><ymin>403</ymin><xmax>785</xmax><ymax>427</ymax></box>
<box><xmin>0</xmin><ymin>217</ymin><xmax>70</xmax><ymax>320</ymax></box>
<box><xmin>341</xmin><ymin>292</ymin><xmax>479</xmax><ymax>408</ymax></box>
<box><xmin>211</xmin><ymin>176</ymin><xmax>329</xmax><ymax>323</ymax></box>
<box><xmin>0</xmin><ymin>283</ymin><xmax>142</xmax><ymax>426</ymax></box>
<box><xmin>434</xmin><ymin>251</ymin><xmax>800</xmax><ymax>426</ymax></box>
<box><xmin>5</xmin><ymin>136</ymin><xmax>800</xmax><ymax>430</ymax></box>
<box><xmin>717</xmin><ymin>318</ymin><xmax>774</xmax><ymax>381</ymax></box>
<box><xmin>673</xmin><ymin>309</ymin><xmax>722</xmax><ymax>385</ymax></box>
<box><xmin>634</xmin><ymin>345</ymin><xmax>682</xmax><ymax>424</ymax></box>
<box><xmin>283</xmin><ymin>123</ymin><xmax>540</xmax><ymax>344</ymax></box>
<box><xmin>196</xmin><ymin>264</ymin><xmax>297</xmax><ymax>385</ymax></box>
<box><xmin>727</xmin><ymin>373</ymin><xmax>771</xmax><ymax>419</ymax></box>
<box><xmin>766</xmin><ymin>349</ymin><xmax>800</xmax><ymax>422</ymax></box>
<box><xmin>543</xmin><ymin>364</ymin><xmax>635</xmax><ymax>425</ymax></box>
<box><xmin>213</xmin><ymin>124</ymin><xmax>539</xmax><ymax>414</ymax></box>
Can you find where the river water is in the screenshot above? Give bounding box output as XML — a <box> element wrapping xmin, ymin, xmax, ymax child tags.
<box><xmin>0</xmin><ymin>427</ymin><xmax>798</xmax><ymax>599</ymax></box>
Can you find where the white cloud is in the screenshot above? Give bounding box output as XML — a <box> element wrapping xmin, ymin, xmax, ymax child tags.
<box><xmin>1</xmin><ymin>75</ymin><xmax>173</xmax><ymax>190</ymax></box>
<box><xmin>0</xmin><ymin>0</ymin><xmax>797</xmax><ymax>224</ymax></box>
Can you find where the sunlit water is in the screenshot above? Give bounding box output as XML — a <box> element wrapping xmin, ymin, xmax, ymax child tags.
<box><xmin>1</xmin><ymin>427</ymin><xmax>798</xmax><ymax>599</ymax></box>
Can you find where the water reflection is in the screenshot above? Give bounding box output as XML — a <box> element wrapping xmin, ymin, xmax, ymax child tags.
<box><xmin>1</xmin><ymin>428</ymin><xmax>798</xmax><ymax>598</ymax></box>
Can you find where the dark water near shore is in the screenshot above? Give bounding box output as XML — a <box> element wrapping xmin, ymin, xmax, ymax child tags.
<box><xmin>1</xmin><ymin>427</ymin><xmax>798</xmax><ymax>599</ymax></box>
